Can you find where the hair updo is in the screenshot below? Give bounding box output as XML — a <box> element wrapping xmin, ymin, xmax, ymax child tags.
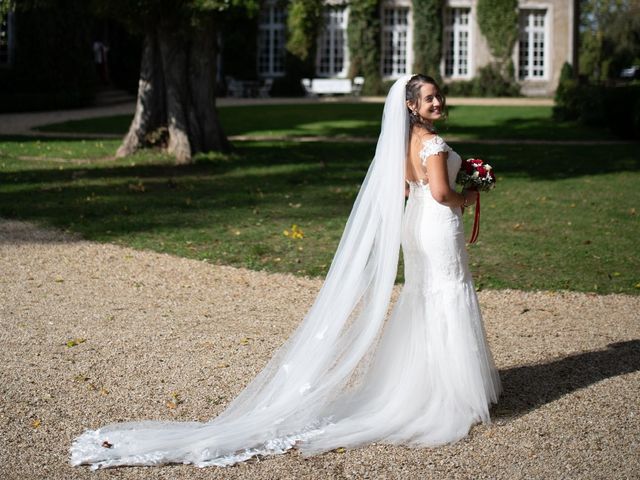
<box><xmin>405</xmin><ymin>74</ymin><xmax>446</xmax><ymax>132</ymax></box>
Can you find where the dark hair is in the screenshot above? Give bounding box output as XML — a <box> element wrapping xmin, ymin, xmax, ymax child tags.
<box><xmin>405</xmin><ymin>74</ymin><xmax>447</xmax><ymax>132</ymax></box>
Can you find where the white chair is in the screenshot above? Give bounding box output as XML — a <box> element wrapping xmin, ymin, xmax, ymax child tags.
<box><xmin>258</xmin><ymin>78</ymin><xmax>273</xmax><ymax>98</ymax></box>
<box><xmin>301</xmin><ymin>78</ymin><xmax>314</xmax><ymax>96</ymax></box>
<box><xmin>352</xmin><ymin>76</ymin><xmax>365</xmax><ymax>96</ymax></box>
<box><xmin>226</xmin><ymin>76</ymin><xmax>244</xmax><ymax>98</ymax></box>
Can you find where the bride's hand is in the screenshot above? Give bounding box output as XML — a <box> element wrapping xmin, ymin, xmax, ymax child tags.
<box><xmin>461</xmin><ymin>189</ymin><xmax>478</xmax><ymax>214</ymax></box>
<box><xmin>463</xmin><ymin>189</ymin><xmax>478</xmax><ymax>207</ymax></box>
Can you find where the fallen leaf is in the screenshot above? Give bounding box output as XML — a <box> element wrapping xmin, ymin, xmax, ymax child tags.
<box><xmin>31</xmin><ymin>419</ymin><xmax>41</xmax><ymax>429</ymax></box>
<box><xmin>66</xmin><ymin>338</ymin><xmax>86</xmax><ymax>348</ymax></box>
<box><xmin>128</xmin><ymin>182</ymin><xmax>146</xmax><ymax>192</ymax></box>
<box><xmin>167</xmin><ymin>391</ymin><xmax>183</xmax><ymax>409</ymax></box>
<box><xmin>239</xmin><ymin>338</ymin><xmax>250</xmax><ymax>345</ymax></box>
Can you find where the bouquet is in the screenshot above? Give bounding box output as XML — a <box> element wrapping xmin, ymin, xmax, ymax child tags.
<box><xmin>456</xmin><ymin>158</ymin><xmax>496</xmax><ymax>192</ymax></box>
<box><xmin>456</xmin><ymin>158</ymin><xmax>496</xmax><ymax>244</ymax></box>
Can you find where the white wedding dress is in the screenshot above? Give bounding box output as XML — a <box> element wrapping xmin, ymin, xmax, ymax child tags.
<box><xmin>70</xmin><ymin>77</ymin><xmax>501</xmax><ymax>469</ymax></box>
<box><xmin>297</xmin><ymin>136</ymin><xmax>501</xmax><ymax>454</ymax></box>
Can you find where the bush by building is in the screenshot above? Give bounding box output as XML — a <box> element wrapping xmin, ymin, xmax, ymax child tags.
<box><xmin>553</xmin><ymin>63</ymin><xmax>640</xmax><ymax>139</ymax></box>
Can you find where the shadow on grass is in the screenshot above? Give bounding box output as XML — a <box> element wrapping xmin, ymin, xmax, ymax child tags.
<box><xmin>0</xmin><ymin>137</ymin><xmax>638</xmax><ymax>244</ymax></box>
<box><xmin>496</xmin><ymin>340</ymin><xmax>640</xmax><ymax>419</ymax></box>
<box><xmin>1</xmin><ymin>139</ymin><xmax>638</xmax><ymax>241</ymax></box>
<box><xmin>0</xmin><ymin>141</ymin><xmax>372</xmax><ymax>242</ymax></box>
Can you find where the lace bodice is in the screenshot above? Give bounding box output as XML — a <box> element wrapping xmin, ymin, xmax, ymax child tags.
<box><xmin>406</xmin><ymin>135</ymin><xmax>461</xmax><ymax>191</ymax></box>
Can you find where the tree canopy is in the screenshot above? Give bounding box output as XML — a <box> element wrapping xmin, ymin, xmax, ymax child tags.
<box><xmin>580</xmin><ymin>0</ymin><xmax>640</xmax><ymax>81</ymax></box>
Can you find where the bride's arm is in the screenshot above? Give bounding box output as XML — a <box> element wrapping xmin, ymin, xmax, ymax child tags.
<box><xmin>426</xmin><ymin>153</ymin><xmax>476</xmax><ymax>208</ymax></box>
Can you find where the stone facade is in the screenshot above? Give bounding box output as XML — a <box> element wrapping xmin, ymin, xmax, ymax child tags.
<box><xmin>256</xmin><ymin>0</ymin><xmax>578</xmax><ymax>96</ymax></box>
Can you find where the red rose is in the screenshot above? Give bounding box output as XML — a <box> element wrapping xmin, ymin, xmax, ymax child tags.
<box><xmin>464</xmin><ymin>161</ymin><xmax>475</xmax><ymax>174</ymax></box>
<box><xmin>477</xmin><ymin>166</ymin><xmax>487</xmax><ymax>176</ymax></box>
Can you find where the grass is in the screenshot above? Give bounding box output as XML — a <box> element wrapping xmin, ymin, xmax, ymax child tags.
<box><xmin>1</xmin><ymin>112</ymin><xmax>638</xmax><ymax>295</ymax></box>
<box><xmin>34</xmin><ymin>103</ymin><xmax>619</xmax><ymax>142</ymax></box>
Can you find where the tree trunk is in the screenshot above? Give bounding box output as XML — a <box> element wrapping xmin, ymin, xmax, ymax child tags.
<box><xmin>117</xmin><ymin>15</ymin><xmax>229</xmax><ymax>164</ymax></box>
<box><xmin>189</xmin><ymin>17</ymin><xmax>229</xmax><ymax>154</ymax></box>
<box><xmin>116</xmin><ymin>34</ymin><xmax>165</xmax><ymax>157</ymax></box>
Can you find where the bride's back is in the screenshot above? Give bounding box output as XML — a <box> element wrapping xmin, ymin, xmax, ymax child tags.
<box><xmin>406</xmin><ymin>130</ymin><xmax>435</xmax><ymax>185</ymax></box>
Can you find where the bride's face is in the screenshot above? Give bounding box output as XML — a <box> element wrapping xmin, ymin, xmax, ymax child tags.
<box><xmin>415</xmin><ymin>83</ymin><xmax>444</xmax><ymax>123</ymax></box>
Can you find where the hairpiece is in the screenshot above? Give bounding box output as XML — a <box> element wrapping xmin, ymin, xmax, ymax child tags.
<box><xmin>405</xmin><ymin>74</ymin><xmax>419</xmax><ymax>85</ymax></box>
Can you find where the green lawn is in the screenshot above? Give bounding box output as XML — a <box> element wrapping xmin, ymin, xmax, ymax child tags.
<box><xmin>1</xmin><ymin>116</ymin><xmax>638</xmax><ymax>294</ymax></box>
<box><xmin>34</xmin><ymin>103</ymin><xmax>618</xmax><ymax>141</ymax></box>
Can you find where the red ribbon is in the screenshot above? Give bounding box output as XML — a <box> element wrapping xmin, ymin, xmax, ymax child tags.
<box><xmin>469</xmin><ymin>191</ymin><xmax>480</xmax><ymax>244</ymax></box>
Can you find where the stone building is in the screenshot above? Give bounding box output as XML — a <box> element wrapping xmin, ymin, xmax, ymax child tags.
<box><xmin>255</xmin><ymin>0</ymin><xmax>579</xmax><ymax>96</ymax></box>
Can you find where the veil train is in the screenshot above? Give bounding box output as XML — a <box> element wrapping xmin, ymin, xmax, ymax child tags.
<box><xmin>70</xmin><ymin>75</ymin><xmax>411</xmax><ymax>469</ymax></box>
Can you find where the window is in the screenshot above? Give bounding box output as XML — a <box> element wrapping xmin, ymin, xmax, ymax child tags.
<box><xmin>257</xmin><ymin>5</ymin><xmax>286</xmax><ymax>77</ymax></box>
<box><xmin>0</xmin><ymin>4</ymin><xmax>11</xmax><ymax>65</ymax></box>
<box><xmin>443</xmin><ymin>7</ymin><xmax>470</xmax><ymax>78</ymax></box>
<box><xmin>518</xmin><ymin>9</ymin><xmax>547</xmax><ymax>80</ymax></box>
<box><xmin>381</xmin><ymin>7</ymin><xmax>410</xmax><ymax>77</ymax></box>
<box><xmin>316</xmin><ymin>6</ymin><xmax>349</xmax><ymax>77</ymax></box>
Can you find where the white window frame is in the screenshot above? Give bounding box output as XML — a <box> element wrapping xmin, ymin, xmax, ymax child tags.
<box><xmin>257</xmin><ymin>3</ymin><xmax>286</xmax><ymax>78</ymax></box>
<box><xmin>517</xmin><ymin>7</ymin><xmax>550</xmax><ymax>81</ymax></box>
<box><xmin>380</xmin><ymin>2</ymin><xmax>412</xmax><ymax>79</ymax></box>
<box><xmin>316</xmin><ymin>4</ymin><xmax>350</xmax><ymax>78</ymax></box>
<box><xmin>442</xmin><ymin>5</ymin><xmax>472</xmax><ymax>79</ymax></box>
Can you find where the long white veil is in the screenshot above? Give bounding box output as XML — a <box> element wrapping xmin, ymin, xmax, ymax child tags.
<box><xmin>70</xmin><ymin>75</ymin><xmax>411</xmax><ymax>469</ymax></box>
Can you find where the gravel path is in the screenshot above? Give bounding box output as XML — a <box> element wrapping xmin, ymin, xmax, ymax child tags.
<box><xmin>1</xmin><ymin>219</ymin><xmax>638</xmax><ymax>480</ymax></box>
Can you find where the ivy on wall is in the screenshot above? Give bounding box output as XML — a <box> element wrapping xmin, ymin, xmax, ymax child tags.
<box><xmin>476</xmin><ymin>0</ymin><xmax>518</xmax><ymax>70</ymax></box>
<box><xmin>347</xmin><ymin>0</ymin><xmax>382</xmax><ymax>94</ymax></box>
<box><xmin>412</xmin><ymin>0</ymin><xmax>444</xmax><ymax>81</ymax></box>
<box><xmin>269</xmin><ymin>0</ymin><xmax>323</xmax><ymax>96</ymax></box>
<box><xmin>286</xmin><ymin>0</ymin><xmax>323</xmax><ymax>61</ymax></box>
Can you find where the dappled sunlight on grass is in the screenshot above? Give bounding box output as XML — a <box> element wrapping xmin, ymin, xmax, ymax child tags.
<box><xmin>1</xmin><ymin>103</ymin><xmax>638</xmax><ymax>294</ymax></box>
<box><xmin>33</xmin><ymin>103</ymin><xmax>618</xmax><ymax>142</ymax></box>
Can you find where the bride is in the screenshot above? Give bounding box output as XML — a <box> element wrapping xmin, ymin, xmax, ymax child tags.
<box><xmin>70</xmin><ymin>74</ymin><xmax>501</xmax><ymax>469</ymax></box>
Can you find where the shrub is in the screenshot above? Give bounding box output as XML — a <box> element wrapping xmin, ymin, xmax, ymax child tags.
<box><xmin>553</xmin><ymin>62</ymin><xmax>580</xmax><ymax>121</ymax></box>
<box><xmin>443</xmin><ymin>80</ymin><xmax>475</xmax><ymax>97</ymax></box>
<box><xmin>443</xmin><ymin>63</ymin><xmax>520</xmax><ymax>97</ymax></box>
<box><xmin>553</xmin><ymin>71</ymin><xmax>640</xmax><ymax>139</ymax></box>
<box><xmin>604</xmin><ymin>84</ymin><xmax>640</xmax><ymax>139</ymax></box>
<box><xmin>473</xmin><ymin>63</ymin><xmax>520</xmax><ymax>97</ymax></box>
